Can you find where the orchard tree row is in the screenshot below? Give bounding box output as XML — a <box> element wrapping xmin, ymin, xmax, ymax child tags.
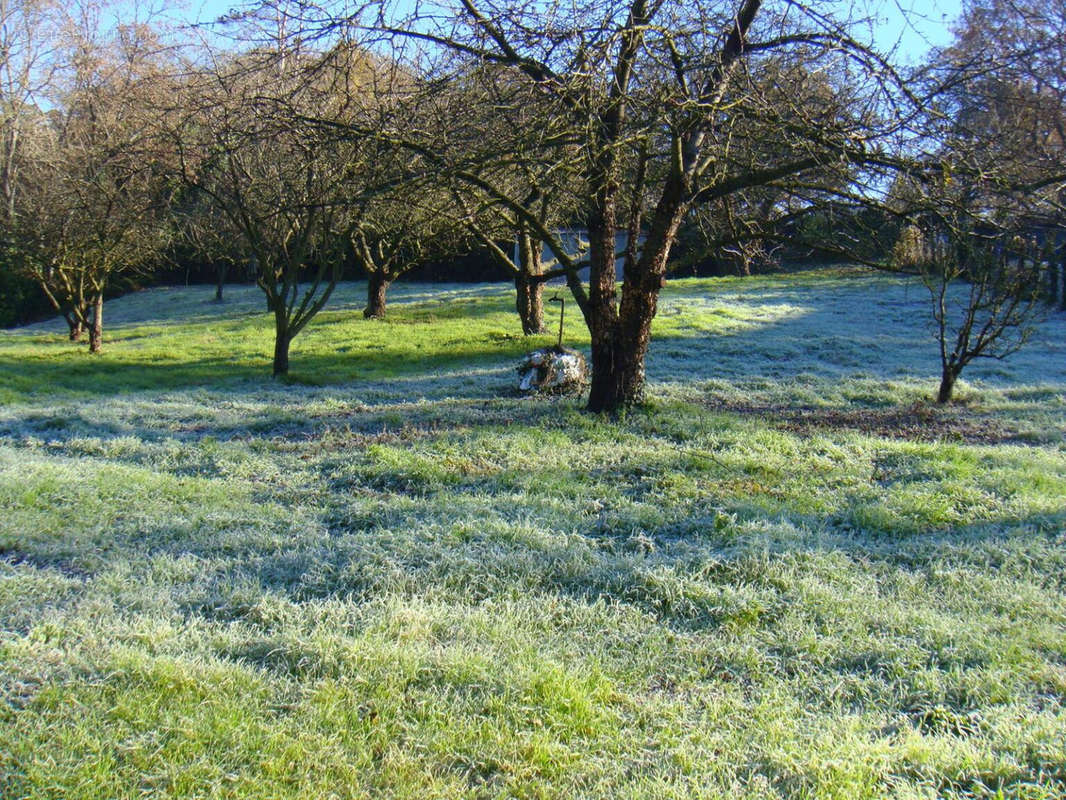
<box><xmin>1</xmin><ymin>0</ymin><xmax>1063</xmax><ymax>409</ymax></box>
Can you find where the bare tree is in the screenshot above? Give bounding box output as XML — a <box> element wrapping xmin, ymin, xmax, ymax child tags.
<box><xmin>322</xmin><ymin>0</ymin><xmax>919</xmax><ymax>411</ymax></box>
<box><xmin>170</xmin><ymin>29</ymin><xmax>409</xmax><ymax>375</ymax></box>
<box><xmin>173</xmin><ymin>58</ymin><xmax>342</xmax><ymax>375</ymax></box>
<box><xmin>900</xmin><ymin>212</ymin><xmax>1051</xmax><ymax>403</ymax></box>
<box><xmin>436</xmin><ymin>62</ymin><xmax>587</xmax><ymax>335</ymax></box>
<box><xmin>341</xmin><ymin>178</ymin><xmax>465</xmax><ymax>320</ymax></box>
<box><xmin>14</xmin><ymin>15</ymin><xmax>174</xmax><ymax>351</ymax></box>
<box><xmin>455</xmin><ymin>181</ymin><xmax>579</xmax><ymax>335</ymax></box>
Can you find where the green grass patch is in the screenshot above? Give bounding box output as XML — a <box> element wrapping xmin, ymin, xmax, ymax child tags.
<box><xmin>1</xmin><ymin>269</ymin><xmax>1065</xmax><ymax>798</ymax></box>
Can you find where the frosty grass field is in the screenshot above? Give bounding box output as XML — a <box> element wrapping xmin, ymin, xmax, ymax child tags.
<box><xmin>1</xmin><ymin>266</ymin><xmax>1065</xmax><ymax>798</ymax></box>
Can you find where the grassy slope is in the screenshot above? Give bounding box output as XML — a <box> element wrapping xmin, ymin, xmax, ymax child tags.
<box><xmin>1</xmin><ymin>267</ymin><xmax>1065</xmax><ymax>799</ymax></box>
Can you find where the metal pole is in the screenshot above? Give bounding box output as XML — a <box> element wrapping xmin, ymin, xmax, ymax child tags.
<box><xmin>550</xmin><ymin>295</ymin><xmax>564</xmax><ymax>348</ymax></box>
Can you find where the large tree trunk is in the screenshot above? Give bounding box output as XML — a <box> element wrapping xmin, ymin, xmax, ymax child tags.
<box><xmin>937</xmin><ymin>363</ymin><xmax>960</xmax><ymax>404</ymax></box>
<box><xmin>87</xmin><ymin>294</ymin><xmax>103</xmax><ymax>354</ymax></box>
<box><xmin>586</xmin><ymin>328</ymin><xmax>652</xmax><ymax>411</ymax></box>
<box><xmin>585</xmin><ymin>272</ymin><xmax>665</xmax><ymax>411</ymax></box>
<box><xmin>582</xmin><ymin>188</ymin><xmax>683</xmax><ymax>413</ymax></box>
<box><xmin>581</xmin><ymin>192</ymin><xmax>626</xmax><ymax>412</ymax></box>
<box><xmin>364</xmin><ymin>271</ymin><xmax>390</xmax><ymax>319</ymax></box>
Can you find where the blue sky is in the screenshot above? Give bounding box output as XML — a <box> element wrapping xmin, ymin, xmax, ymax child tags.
<box><xmin>869</xmin><ymin>0</ymin><xmax>964</xmax><ymax>62</ymax></box>
<box><xmin>178</xmin><ymin>0</ymin><xmax>965</xmax><ymax>63</ymax></box>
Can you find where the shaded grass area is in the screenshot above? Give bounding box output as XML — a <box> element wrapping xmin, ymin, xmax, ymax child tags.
<box><xmin>1</xmin><ymin>268</ymin><xmax>1066</xmax><ymax>798</ymax></box>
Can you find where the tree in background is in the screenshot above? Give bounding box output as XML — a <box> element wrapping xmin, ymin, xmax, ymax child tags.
<box><xmin>935</xmin><ymin>0</ymin><xmax>1065</xmax><ymax>303</ymax></box>
<box><xmin>671</xmin><ymin>56</ymin><xmax>872</xmax><ymax>276</ymax></box>
<box><xmin>0</xmin><ymin>0</ymin><xmax>61</xmax><ymax>328</ymax></box>
<box><xmin>436</xmin><ymin>62</ymin><xmax>586</xmax><ymax>335</ymax></box>
<box><xmin>173</xmin><ymin>185</ymin><xmax>254</xmax><ymax>303</ymax></box>
<box><xmin>346</xmin><ymin>183</ymin><xmax>466</xmax><ymax>320</ymax></box>
<box><xmin>14</xmin><ymin>16</ymin><xmax>175</xmax><ymax>351</ymax></box>
<box><xmin>455</xmin><ymin>181</ymin><xmax>582</xmax><ymax>335</ymax></box>
<box><xmin>0</xmin><ymin>0</ymin><xmax>59</xmax><ymax>227</ymax></box>
<box><xmin>171</xmin><ymin>19</ymin><xmax>413</xmax><ymax>376</ymax></box>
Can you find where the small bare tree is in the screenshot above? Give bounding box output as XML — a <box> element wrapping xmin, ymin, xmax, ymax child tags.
<box><xmin>913</xmin><ymin>217</ymin><xmax>1052</xmax><ymax>403</ymax></box>
<box><xmin>896</xmin><ymin>0</ymin><xmax>1066</xmax><ymax>403</ymax></box>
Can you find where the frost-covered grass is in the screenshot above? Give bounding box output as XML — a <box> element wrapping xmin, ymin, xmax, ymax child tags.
<box><xmin>1</xmin><ymin>267</ymin><xmax>1065</xmax><ymax>799</ymax></box>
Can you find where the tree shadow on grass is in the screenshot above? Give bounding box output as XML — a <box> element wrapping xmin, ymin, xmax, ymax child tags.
<box><xmin>0</xmin><ymin>340</ymin><xmax>535</xmax><ymax>403</ymax></box>
<box><xmin>0</xmin><ymin>365</ymin><xmax>579</xmax><ymax>448</ymax></box>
